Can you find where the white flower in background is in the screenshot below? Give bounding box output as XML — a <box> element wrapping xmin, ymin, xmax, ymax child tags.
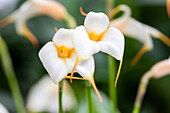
<box><xmin>150</xmin><ymin>57</ymin><xmax>170</xmax><ymax>79</ymax></box>
<box><xmin>39</xmin><ymin>28</ymin><xmax>102</xmax><ymax>103</ymax></box>
<box><xmin>0</xmin><ymin>103</ymin><xmax>9</xmax><ymax>113</ymax></box>
<box><xmin>0</xmin><ymin>0</ymin><xmax>76</xmax><ymax>46</ymax></box>
<box><xmin>27</xmin><ymin>76</ymin><xmax>77</xmax><ymax>113</ymax></box>
<box><xmin>70</xmin><ymin>10</ymin><xmax>124</xmax><ymax>87</ymax></box>
<box><xmin>109</xmin><ymin>4</ymin><xmax>170</xmax><ymax>65</ymax></box>
<box><xmin>134</xmin><ymin>58</ymin><xmax>170</xmax><ymax>112</ymax></box>
<box><xmin>141</xmin><ymin>57</ymin><xmax>170</xmax><ymax>85</ymax></box>
<box><xmin>76</xmin><ymin>90</ymin><xmax>113</xmax><ymax>113</ymax></box>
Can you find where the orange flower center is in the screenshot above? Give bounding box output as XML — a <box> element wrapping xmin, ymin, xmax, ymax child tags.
<box><xmin>54</xmin><ymin>43</ymin><xmax>74</xmax><ymax>58</ymax></box>
<box><xmin>88</xmin><ymin>32</ymin><xmax>103</xmax><ymax>42</ymax></box>
<box><xmin>88</xmin><ymin>29</ymin><xmax>107</xmax><ymax>42</ymax></box>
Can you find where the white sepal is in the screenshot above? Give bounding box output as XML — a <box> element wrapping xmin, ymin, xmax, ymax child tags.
<box><xmin>84</xmin><ymin>12</ymin><xmax>110</xmax><ymax>35</ymax></box>
<box><xmin>39</xmin><ymin>42</ymin><xmax>67</xmax><ymax>83</ymax></box>
<box><xmin>98</xmin><ymin>27</ymin><xmax>124</xmax><ymax>61</ymax></box>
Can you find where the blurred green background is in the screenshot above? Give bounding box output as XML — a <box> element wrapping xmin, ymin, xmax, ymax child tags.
<box><xmin>0</xmin><ymin>0</ymin><xmax>170</xmax><ymax>113</ymax></box>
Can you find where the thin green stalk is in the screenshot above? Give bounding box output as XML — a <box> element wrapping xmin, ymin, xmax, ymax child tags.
<box><xmin>63</xmin><ymin>13</ymin><xmax>77</xmax><ymax>29</ymax></box>
<box><xmin>132</xmin><ymin>104</ymin><xmax>140</xmax><ymax>113</ymax></box>
<box><xmin>86</xmin><ymin>81</ymin><xmax>93</xmax><ymax>113</ymax></box>
<box><xmin>0</xmin><ymin>37</ymin><xmax>26</xmax><ymax>113</ymax></box>
<box><xmin>59</xmin><ymin>80</ymin><xmax>63</xmax><ymax>113</ymax></box>
<box><xmin>106</xmin><ymin>0</ymin><xmax>114</xmax><ymax>13</ymax></box>
<box><xmin>108</xmin><ymin>56</ymin><xmax>117</xmax><ymax>113</ymax></box>
<box><xmin>106</xmin><ymin>1</ymin><xmax>117</xmax><ymax>112</ymax></box>
<box><xmin>132</xmin><ymin>71</ymin><xmax>152</xmax><ymax>113</ymax></box>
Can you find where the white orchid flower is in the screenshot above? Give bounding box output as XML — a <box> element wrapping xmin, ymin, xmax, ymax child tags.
<box><xmin>0</xmin><ymin>0</ymin><xmax>76</xmax><ymax>46</ymax></box>
<box><xmin>27</xmin><ymin>76</ymin><xmax>77</xmax><ymax>113</ymax></box>
<box><xmin>69</xmin><ymin>9</ymin><xmax>124</xmax><ymax>87</ymax></box>
<box><xmin>39</xmin><ymin>28</ymin><xmax>103</xmax><ymax>103</ymax></box>
<box><xmin>109</xmin><ymin>4</ymin><xmax>170</xmax><ymax>65</ymax></box>
<box><xmin>141</xmin><ymin>57</ymin><xmax>170</xmax><ymax>85</ymax></box>
<box><xmin>134</xmin><ymin>58</ymin><xmax>170</xmax><ymax>112</ymax></box>
<box><xmin>0</xmin><ymin>103</ymin><xmax>9</xmax><ymax>113</ymax></box>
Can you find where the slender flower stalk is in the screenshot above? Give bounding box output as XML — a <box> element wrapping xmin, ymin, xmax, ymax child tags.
<box><xmin>108</xmin><ymin>56</ymin><xmax>117</xmax><ymax>112</ymax></box>
<box><xmin>63</xmin><ymin>13</ymin><xmax>77</xmax><ymax>29</ymax></box>
<box><xmin>59</xmin><ymin>80</ymin><xmax>63</xmax><ymax>113</ymax></box>
<box><xmin>132</xmin><ymin>58</ymin><xmax>170</xmax><ymax>113</ymax></box>
<box><xmin>0</xmin><ymin>36</ymin><xmax>26</xmax><ymax>113</ymax></box>
<box><xmin>132</xmin><ymin>71</ymin><xmax>152</xmax><ymax>113</ymax></box>
<box><xmin>106</xmin><ymin>1</ymin><xmax>118</xmax><ymax>112</ymax></box>
<box><xmin>106</xmin><ymin>0</ymin><xmax>114</xmax><ymax>13</ymax></box>
<box><xmin>86</xmin><ymin>81</ymin><xmax>94</xmax><ymax>113</ymax></box>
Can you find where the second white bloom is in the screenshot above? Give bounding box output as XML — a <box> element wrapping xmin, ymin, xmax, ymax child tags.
<box><xmin>72</xmin><ymin>12</ymin><xmax>125</xmax><ymax>86</ymax></box>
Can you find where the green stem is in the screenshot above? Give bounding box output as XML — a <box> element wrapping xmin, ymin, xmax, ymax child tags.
<box><xmin>63</xmin><ymin>13</ymin><xmax>77</xmax><ymax>29</ymax></box>
<box><xmin>59</xmin><ymin>80</ymin><xmax>63</xmax><ymax>113</ymax></box>
<box><xmin>106</xmin><ymin>0</ymin><xmax>114</xmax><ymax>13</ymax></box>
<box><xmin>0</xmin><ymin>37</ymin><xmax>26</xmax><ymax>113</ymax></box>
<box><xmin>132</xmin><ymin>71</ymin><xmax>152</xmax><ymax>113</ymax></box>
<box><xmin>108</xmin><ymin>55</ymin><xmax>117</xmax><ymax>113</ymax></box>
<box><xmin>86</xmin><ymin>81</ymin><xmax>93</xmax><ymax>113</ymax></box>
<box><xmin>132</xmin><ymin>104</ymin><xmax>140</xmax><ymax>113</ymax></box>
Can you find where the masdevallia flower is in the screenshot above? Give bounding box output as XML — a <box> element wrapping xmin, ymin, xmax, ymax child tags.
<box><xmin>27</xmin><ymin>76</ymin><xmax>77</xmax><ymax>113</ymax></box>
<box><xmin>39</xmin><ymin>28</ymin><xmax>103</xmax><ymax>103</ymax></box>
<box><xmin>109</xmin><ymin>4</ymin><xmax>170</xmax><ymax>65</ymax></box>
<box><xmin>133</xmin><ymin>58</ymin><xmax>170</xmax><ymax>112</ymax></box>
<box><xmin>0</xmin><ymin>0</ymin><xmax>76</xmax><ymax>46</ymax></box>
<box><xmin>70</xmin><ymin>10</ymin><xmax>124</xmax><ymax>87</ymax></box>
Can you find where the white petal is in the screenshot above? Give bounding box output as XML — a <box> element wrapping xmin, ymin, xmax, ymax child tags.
<box><xmin>27</xmin><ymin>76</ymin><xmax>57</xmax><ymax>112</ymax></box>
<box><xmin>52</xmin><ymin>28</ymin><xmax>74</xmax><ymax>48</ymax></box>
<box><xmin>111</xmin><ymin>18</ymin><xmax>154</xmax><ymax>50</ymax></box>
<box><xmin>73</xmin><ymin>26</ymin><xmax>100</xmax><ymax>60</ymax></box>
<box><xmin>76</xmin><ymin>57</ymin><xmax>95</xmax><ymax>79</ymax></box>
<box><xmin>116</xmin><ymin>18</ymin><xmax>147</xmax><ymax>43</ymax></box>
<box><xmin>65</xmin><ymin>52</ymin><xmax>77</xmax><ymax>73</ymax></box>
<box><xmin>84</xmin><ymin>12</ymin><xmax>110</xmax><ymax>34</ymax></box>
<box><xmin>17</xmin><ymin>1</ymin><xmax>42</xmax><ymax>19</ymax></box>
<box><xmin>98</xmin><ymin>27</ymin><xmax>124</xmax><ymax>61</ymax></box>
<box><xmin>27</xmin><ymin>76</ymin><xmax>77</xmax><ymax>112</ymax></box>
<box><xmin>0</xmin><ymin>103</ymin><xmax>9</xmax><ymax>113</ymax></box>
<box><xmin>66</xmin><ymin>52</ymin><xmax>94</xmax><ymax>79</ymax></box>
<box><xmin>151</xmin><ymin>58</ymin><xmax>170</xmax><ymax>79</ymax></box>
<box><xmin>31</xmin><ymin>0</ymin><xmax>67</xmax><ymax>20</ymax></box>
<box><xmin>39</xmin><ymin>42</ymin><xmax>67</xmax><ymax>83</ymax></box>
<box><xmin>15</xmin><ymin>1</ymin><xmax>42</xmax><ymax>34</ymax></box>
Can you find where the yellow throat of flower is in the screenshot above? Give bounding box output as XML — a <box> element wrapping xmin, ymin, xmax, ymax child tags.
<box><xmin>88</xmin><ymin>29</ymin><xmax>107</xmax><ymax>42</ymax></box>
<box><xmin>54</xmin><ymin>43</ymin><xmax>74</xmax><ymax>58</ymax></box>
<box><xmin>88</xmin><ymin>32</ymin><xmax>103</xmax><ymax>42</ymax></box>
